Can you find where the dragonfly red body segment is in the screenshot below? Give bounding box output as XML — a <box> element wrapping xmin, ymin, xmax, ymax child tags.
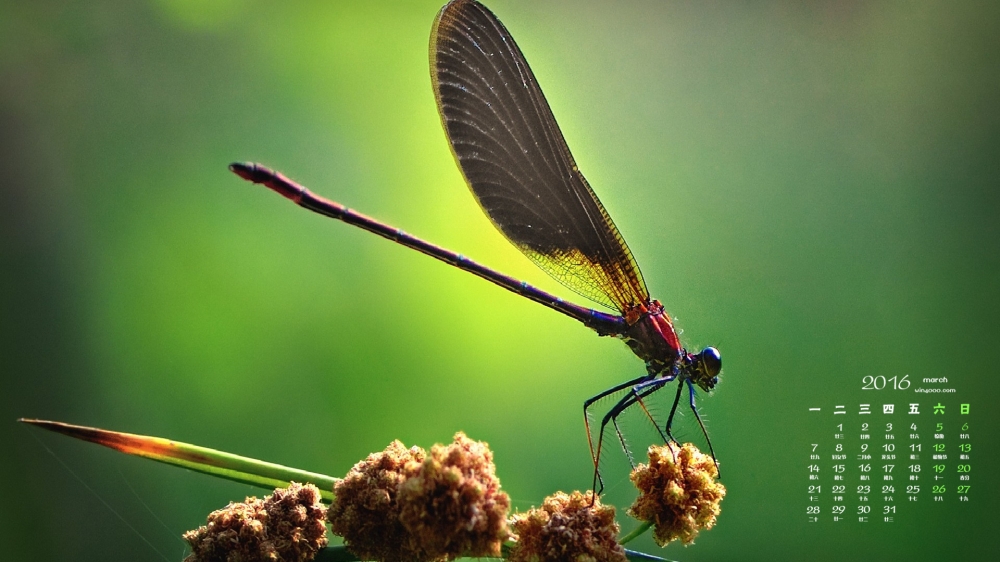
<box><xmin>622</xmin><ymin>301</ymin><xmax>683</xmax><ymax>366</ymax></box>
<box><xmin>231</xmin><ymin>163</ymin><xmax>305</xmax><ymax>203</ymax></box>
<box><xmin>233</xmin><ymin>0</ymin><xmax>723</xmax><ymax>495</ymax></box>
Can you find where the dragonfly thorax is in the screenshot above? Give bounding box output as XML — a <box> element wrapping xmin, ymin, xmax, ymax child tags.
<box><xmin>620</xmin><ymin>300</ymin><xmax>683</xmax><ymax>369</ymax></box>
<box><xmin>618</xmin><ymin>301</ymin><xmax>722</xmax><ymax>392</ymax></box>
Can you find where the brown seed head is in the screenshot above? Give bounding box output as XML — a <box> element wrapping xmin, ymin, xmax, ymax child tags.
<box><xmin>183</xmin><ymin>482</ymin><xmax>328</xmax><ymax>562</ymax></box>
<box><xmin>509</xmin><ymin>491</ymin><xmax>627</xmax><ymax>562</ymax></box>
<box><xmin>628</xmin><ymin>442</ymin><xmax>726</xmax><ymax>546</ymax></box>
<box><xmin>327</xmin><ymin>440</ymin><xmax>427</xmax><ymax>562</ymax></box>
<box><xmin>398</xmin><ymin>432</ymin><xmax>511</xmax><ymax>559</ymax></box>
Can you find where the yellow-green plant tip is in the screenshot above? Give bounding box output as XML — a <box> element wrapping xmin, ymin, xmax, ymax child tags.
<box><xmin>19</xmin><ymin>418</ymin><xmax>338</xmax><ymax>502</ymax></box>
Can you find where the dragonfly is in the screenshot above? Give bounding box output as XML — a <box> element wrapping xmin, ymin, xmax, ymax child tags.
<box><xmin>231</xmin><ymin>0</ymin><xmax>722</xmax><ymax>495</ymax></box>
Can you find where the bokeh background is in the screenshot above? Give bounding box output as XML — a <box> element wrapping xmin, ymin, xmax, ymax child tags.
<box><xmin>2</xmin><ymin>1</ymin><xmax>998</xmax><ymax>560</ymax></box>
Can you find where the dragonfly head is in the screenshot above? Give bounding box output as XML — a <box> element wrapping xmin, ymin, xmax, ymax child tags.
<box><xmin>693</xmin><ymin>346</ymin><xmax>722</xmax><ymax>391</ymax></box>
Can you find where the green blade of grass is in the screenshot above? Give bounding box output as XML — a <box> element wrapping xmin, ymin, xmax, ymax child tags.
<box><xmin>19</xmin><ymin>418</ymin><xmax>338</xmax><ymax>502</ymax></box>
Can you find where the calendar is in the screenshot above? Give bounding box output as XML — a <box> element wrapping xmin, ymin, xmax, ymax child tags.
<box><xmin>803</xmin><ymin>374</ymin><xmax>973</xmax><ymax>523</ymax></box>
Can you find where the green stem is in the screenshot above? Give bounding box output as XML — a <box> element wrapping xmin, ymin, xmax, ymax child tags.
<box><xmin>619</xmin><ymin>520</ymin><xmax>653</xmax><ymax>545</ymax></box>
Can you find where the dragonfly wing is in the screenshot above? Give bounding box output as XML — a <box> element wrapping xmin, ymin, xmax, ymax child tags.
<box><xmin>430</xmin><ymin>0</ymin><xmax>649</xmax><ymax>313</ymax></box>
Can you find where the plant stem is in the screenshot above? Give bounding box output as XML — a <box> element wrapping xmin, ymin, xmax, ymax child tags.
<box><xmin>619</xmin><ymin>520</ymin><xmax>653</xmax><ymax>545</ymax></box>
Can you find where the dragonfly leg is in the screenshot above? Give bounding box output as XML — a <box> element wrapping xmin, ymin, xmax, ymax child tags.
<box><xmin>613</xmin><ymin>380</ymin><xmax>672</xmax><ymax>467</ymax></box>
<box><xmin>589</xmin><ymin>377</ymin><xmax>671</xmax><ymax>497</ymax></box>
<box><xmin>583</xmin><ymin>375</ymin><xmax>650</xmax><ymax>495</ymax></box>
<box><xmin>655</xmin><ymin>379</ymin><xmax>686</xmax><ymax>464</ymax></box>
<box><xmin>687</xmin><ymin>378</ymin><xmax>721</xmax><ymax>478</ymax></box>
<box><xmin>611</xmin><ymin>380</ymin><xmax>665</xmax><ymax>462</ymax></box>
<box><xmin>611</xmin><ymin>416</ymin><xmax>634</xmax><ymax>468</ymax></box>
<box><xmin>629</xmin><ymin>381</ymin><xmax>670</xmax><ymax>445</ymax></box>
<box><xmin>663</xmin><ymin>376</ymin><xmax>684</xmax><ymax>445</ymax></box>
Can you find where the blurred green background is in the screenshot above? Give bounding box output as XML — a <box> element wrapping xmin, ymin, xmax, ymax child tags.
<box><xmin>2</xmin><ymin>0</ymin><xmax>998</xmax><ymax>560</ymax></box>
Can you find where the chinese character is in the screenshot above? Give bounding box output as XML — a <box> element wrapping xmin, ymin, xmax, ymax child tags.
<box><xmin>883</xmin><ymin>404</ymin><xmax>894</xmax><ymax>414</ymax></box>
<box><xmin>860</xmin><ymin>404</ymin><xmax>871</xmax><ymax>415</ymax></box>
<box><xmin>909</xmin><ymin>404</ymin><xmax>920</xmax><ymax>415</ymax></box>
<box><xmin>960</xmin><ymin>404</ymin><xmax>970</xmax><ymax>415</ymax></box>
<box><xmin>834</xmin><ymin>405</ymin><xmax>846</xmax><ymax>415</ymax></box>
<box><xmin>933</xmin><ymin>403</ymin><xmax>945</xmax><ymax>415</ymax></box>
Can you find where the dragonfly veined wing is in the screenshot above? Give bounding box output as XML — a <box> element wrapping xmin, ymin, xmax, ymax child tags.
<box><xmin>431</xmin><ymin>0</ymin><xmax>649</xmax><ymax>314</ymax></box>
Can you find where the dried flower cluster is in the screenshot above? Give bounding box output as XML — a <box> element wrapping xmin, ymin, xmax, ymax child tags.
<box><xmin>508</xmin><ymin>491</ymin><xmax>626</xmax><ymax>562</ymax></box>
<box><xmin>399</xmin><ymin>433</ymin><xmax>511</xmax><ymax>559</ymax></box>
<box><xmin>183</xmin><ymin>482</ymin><xmax>328</xmax><ymax>562</ymax></box>
<box><xmin>327</xmin><ymin>433</ymin><xmax>510</xmax><ymax>562</ymax></box>
<box><xmin>628</xmin><ymin>442</ymin><xmax>726</xmax><ymax>546</ymax></box>
<box><xmin>326</xmin><ymin>439</ymin><xmax>425</xmax><ymax>562</ymax></box>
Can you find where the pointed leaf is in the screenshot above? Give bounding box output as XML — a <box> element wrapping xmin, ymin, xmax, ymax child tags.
<box><xmin>19</xmin><ymin>419</ymin><xmax>338</xmax><ymax>502</ymax></box>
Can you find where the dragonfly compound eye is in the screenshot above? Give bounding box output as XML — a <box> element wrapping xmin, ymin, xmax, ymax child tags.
<box><xmin>700</xmin><ymin>347</ymin><xmax>722</xmax><ymax>378</ymax></box>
